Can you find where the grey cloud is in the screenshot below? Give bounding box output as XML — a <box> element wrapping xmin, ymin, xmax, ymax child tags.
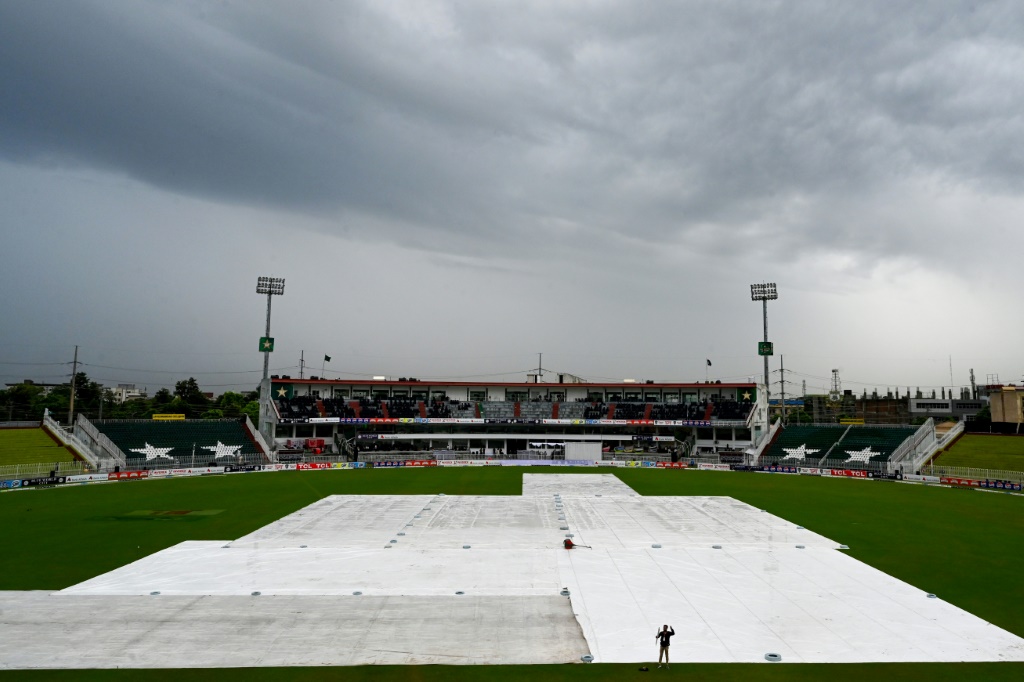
<box><xmin>3</xmin><ymin>0</ymin><xmax>1024</xmax><ymax>271</ymax></box>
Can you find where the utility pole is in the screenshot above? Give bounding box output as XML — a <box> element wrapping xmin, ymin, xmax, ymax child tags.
<box><xmin>949</xmin><ymin>356</ymin><xmax>954</xmax><ymax>398</ymax></box>
<box><xmin>970</xmin><ymin>368</ymin><xmax>977</xmax><ymax>400</ymax></box>
<box><xmin>67</xmin><ymin>345</ymin><xmax>78</xmax><ymax>425</ymax></box>
<box><xmin>300</xmin><ymin>350</ymin><xmax>305</xmax><ymax>380</ymax></box>
<box><xmin>780</xmin><ymin>355</ymin><xmax>786</xmax><ymax>425</ymax></box>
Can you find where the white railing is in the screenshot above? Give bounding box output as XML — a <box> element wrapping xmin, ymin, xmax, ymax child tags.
<box><xmin>911</xmin><ymin>420</ymin><xmax>964</xmax><ymax>470</ymax></box>
<box><xmin>923</xmin><ymin>463</ymin><xmax>1023</xmax><ymax>483</ymax></box>
<box><xmin>74</xmin><ymin>415</ymin><xmax>126</xmax><ymax>469</ymax></box>
<box><xmin>0</xmin><ymin>460</ymin><xmax>88</xmax><ymax>479</ymax></box>
<box><xmin>816</xmin><ymin>458</ymin><xmax>889</xmax><ymax>474</ymax></box>
<box><xmin>820</xmin><ymin>425</ymin><xmax>853</xmax><ymax>461</ymax></box>
<box><xmin>751</xmin><ymin>419</ymin><xmax>782</xmax><ymax>463</ymax></box>
<box><xmin>0</xmin><ymin>420</ymin><xmax>42</xmax><ymax>429</ymax></box>
<box><xmin>42</xmin><ymin>411</ymin><xmax>99</xmax><ymax>469</ymax></box>
<box><xmin>597</xmin><ymin>453</ymin><xmax>667</xmax><ymax>463</ymax></box>
<box><xmin>888</xmin><ymin>417</ymin><xmax>937</xmax><ymax>471</ymax></box>
<box><xmin>244</xmin><ymin>415</ymin><xmax>272</xmax><ymax>460</ymax></box>
<box><xmin>937</xmin><ymin>420</ymin><xmax>965</xmax><ymax>447</ymax></box>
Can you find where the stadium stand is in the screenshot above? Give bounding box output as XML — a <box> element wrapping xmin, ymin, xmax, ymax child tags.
<box><xmin>712</xmin><ymin>399</ymin><xmax>754</xmax><ymax>420</ymax></box>
<box><xmin>385</xmin><ymin>399</ymin><xmax>420</xmax><ymax>419</ymax></box>
<box><xmin>761</xmin><ymin>424</ymin><xmax>917</xmax><ymax>467</ymax></box>
<box><xmin>427</xmin><ymin>400</ymin><xmax>452</xmax><ymax>418</ymax></box>
<box><xmin>519</xmin><ymin>402</ymin><xmax>553</xmax><ymax>421</ymax></box>
<box><xmin>450</xmin><ymin>401</ymin><xmax>477</xmax><ymax>419</ymax></box>
<box><xmin>481</xmin><ymin>401</ymin><xmax>516</xmax><ymax>420</ymax></box>
<box><xmin>93</xmin><ymin>419</ymin><xmax>264</xmax><ymax>467</ymax></box>
<box><xmin>320</xmin><ymin>399</ymin><xmax>357</xmax><ymax>419</ymax></box>
<box><xmin>356</xmin><ymin>399</ymin><xmax>382</xmax><ymax>419</ymax></box>
<box><xmin>0</xmin><ymin>427</ymin><xmax>77</xmax><ymax>467</ymax></box>
<box><xmin>557</xmin><ymin>402</ymin><xmax>587</xmax><ymax>420</ymax></box>
<box><xmin>286</xmin><ymin>398</ymin><xmax>754</xmax><ymax>423</ymax></box>
<box><xmin>277</xmin><ymin>396</ymin><xmax>319</xmax><ymax>419</ymax></box>
<box><xmin>828</xmin><ymin>426</ymin><xmax>917</xmax><ymax>464</ymax></box>
<box><xmin>761</xmin><ymin>425</ymin><xmax>847</xmax><ymax>466</ymax></box>
<box><xmin>612</xmin><ymin>403</ymin><xmax>647</xmax><ymax>420</ymax></box>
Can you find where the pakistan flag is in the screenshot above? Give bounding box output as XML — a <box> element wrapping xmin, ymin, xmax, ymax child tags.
<box><xmin>273</xmin><ymin>383</ymin><xmax>293</xmax><ymax>400</ymax></box>
<box><xmin>739</xmin><ymin>387</ymin><xmax>757</xmax><ymax>402</ymax></box>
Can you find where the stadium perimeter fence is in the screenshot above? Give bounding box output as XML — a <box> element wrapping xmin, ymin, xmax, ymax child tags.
<box><xmin>0</xmin><ymin>461</ymin><xmax>88</xmax><ymax>480</ymax></box>
<box><xmin>922</xmin><ymin>464</ymin><xmax>1024</xmax><ymax>484</ymax></box>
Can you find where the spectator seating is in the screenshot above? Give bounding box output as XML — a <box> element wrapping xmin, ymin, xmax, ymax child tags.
<box><xmin>276</xmin><ymin>397</ymin><xmax>752</xmax><ymax>423</ymax></box>
<box><xmin>480</xmin><ymin>401</ymin><xmax>516</xmax><ymax>420</ymax></box>
<box><xmin>650</xmin><ymin>403</ymin><xmax>692</xmax><ymax>420</ymax></box>
<box><xmin>557</xmin><ymin>402</ymin><xmax>586</xmax><ymax>420</ymax></box>
<box><xmin>761</xmin><ymin>425</ymin><xmax>847</xmax><ymax>465</ymax></box>
<box><xmin>386</xmin><ymin>399</ymin><xmax>420</xmax><ymax>419</ymax></box>
<box><xmin>449</xmin><ymin>401</ymin><xmax>476</xmax><ymax>418</ymax></box>
<box><xmin>612</xmin><ymin>403</ymin><xmax>647</xmax><ymax>420</ymax></box>
<box><xmin>519</xmin><ymin>402</ymin><xmax>553</xmax><ymax>421</ymax></box>
<box><xmin>321</xmin><ymin>399</ymin><xmax>357</xmax><ymax>419</ymax></box>
<box><xmin>357</xmin><ymin>399</ymin><xmax>382</xmax><ymax>419</ymax></box>
<box><xmin>427</xmin><ymin>401</ymin><xmax>452</xmax><ymax>418</ymax></box>
<box><xmin>827</xmin><ymin>426</ymin><xmax>917</xmax><ymax>464</ymax></box>
<box><xmin>276</xmin><ymin>396</ymin><xmax>318</xmax><ymax>418</ymax></box>
<box><xmin>94</xmin><ymin>419</ymin><xmax>264</xmax><ymax>467</ymax></box>
<box><xmin>711</xmin><ymin>399</ymin><xmax>753</xmax><ymax>420</ymax></box>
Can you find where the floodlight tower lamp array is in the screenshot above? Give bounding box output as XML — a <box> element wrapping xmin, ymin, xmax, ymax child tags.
<box><xmin>257</xmin><ymin>276</ymin><xmax>286</xmax><ymax>444</ymax></box>
<box><xmin>750</xmin><ymin>282</ymin><xmax>778</xmax><ymax>406</ymax></box>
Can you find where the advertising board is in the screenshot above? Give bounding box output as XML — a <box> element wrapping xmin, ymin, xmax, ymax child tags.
<box><xmin>65</xmin><ymin>473</ymin><xmax>112</xmax><ymax>483</ymax></box>
<box><xmin>902</xmin><ymin>474</ymin><xmax>940</xmax><ymax>483</ymax></box>
<box><xmin>824</xmin><ymin>469</ymin><xmax>869</xmax><ymax>479</ymax></box>
<box><xmin>760</xmin><ymin>464</ymin><xmax>798</xmax><ymax>473</ymax></box>
<box><xmin>697</xmin><ymin>463</ymin><xmax>732</xmax><ymax>471</ymax></box>
<box><xmin>107</xmin><ymin>470</ymin><xmax>150</xmax><ymax>481</ymax></box>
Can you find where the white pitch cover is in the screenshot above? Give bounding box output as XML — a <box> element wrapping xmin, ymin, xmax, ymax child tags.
<box><xmin>1</xmin><ymin>474</ymin><xmax>1021</xmax><ymax>668</ymax></box>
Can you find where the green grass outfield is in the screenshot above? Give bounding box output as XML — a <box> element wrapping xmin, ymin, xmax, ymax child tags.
<box><xmin>0</xmin><ymin>428</ymin><xmax>76</xmax><ymax>467</ymax></box>
<box><xmin>936</xmin><ymin>433</ymin><xmax>1024</xmax><ymax>472</ymax></box>
<box><xmin>1</xmin><ymin>467</ymin><xmax>1022</xmax><ymax>681</ymax></box>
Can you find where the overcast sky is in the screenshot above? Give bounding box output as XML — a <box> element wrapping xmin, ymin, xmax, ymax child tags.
<box><xmin>2</xmin><ymin>0</ymin><xmax>1022</xmax><ymax>397</ymax></box>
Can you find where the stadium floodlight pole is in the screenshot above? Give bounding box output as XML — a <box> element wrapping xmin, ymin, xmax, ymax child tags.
<box><xmin>750</xmin><ymin>283</ymin><xmax>778</xmax><ymax>406</ymax></box>
<box><xmin>256</xmin><ymin>276</ymin><xmax>285</xmax><ymax>446</ymax></box>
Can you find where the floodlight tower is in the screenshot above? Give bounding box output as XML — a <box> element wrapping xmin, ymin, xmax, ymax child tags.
<box><xmin>750</xmin><ymin>282</ymin><xmax>778</xmax><ymax>404</ymax></box>
<box><xmin>256</xmin><ymin>276</ymin><xmax>285</xmax><ymax>445</ymax></box>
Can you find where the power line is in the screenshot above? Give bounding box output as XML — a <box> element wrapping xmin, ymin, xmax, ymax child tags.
<box><xmin>0</xmin><ymin>361</ymin><xmax>71</xmax><ymax>366</ymax></box>
<box><xmin>79</xmin><ymin>363</ymin><xmax>297</xmax><ymax>376</ymax></box>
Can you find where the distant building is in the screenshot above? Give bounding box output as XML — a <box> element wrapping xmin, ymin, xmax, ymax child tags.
<box><xmin>4</xmin><ymin>379</ymin><xmax>64</xmax><ymax>395</ymax></box>
<box><xmin>801</xmin><ymin>393</ymin><xmax>909</xmax><ymax>424</ymax></box>
<box><xmin>989</xmin><ymin>386</ymin><xmax>1024</xmax><ymax>425</ymax></box>
<box><xmin>908</xmin><ymin>398</ymin><xmax>985</xmax><ymax>421</ymax></box>
<box><xmin>768</xmin><ymin>398</ymin><xmax>803</xmax><ymax>420</ymax></box>
<box><xmin>110</xmin><ymin>384</ymin><xmax>147</xmax><ymax>404</ymax></box>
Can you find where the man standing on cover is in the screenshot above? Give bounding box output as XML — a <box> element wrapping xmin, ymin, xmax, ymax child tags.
<box><xmin>656</xmin><ymin>624</ymin><xmax>675</xmax><ymax>668</ymax></box>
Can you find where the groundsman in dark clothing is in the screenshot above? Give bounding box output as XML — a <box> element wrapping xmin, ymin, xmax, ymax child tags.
<box><xmin>656</xmin><ymin>624</ymin><xmax>675</xmax><ymax>668</ymax></box>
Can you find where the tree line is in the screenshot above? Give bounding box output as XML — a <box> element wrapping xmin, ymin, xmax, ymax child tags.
<box><xmin>0</xmin><ymin>373</ymin><xmax>260</xmax><ymax>423</ymax></box>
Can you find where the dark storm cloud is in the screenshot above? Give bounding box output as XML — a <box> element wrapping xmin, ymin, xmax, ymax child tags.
<box><xmin>3</xmin><ymin>0</ymin><xmax>1024</xmax><ymax>267</ymax></box>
